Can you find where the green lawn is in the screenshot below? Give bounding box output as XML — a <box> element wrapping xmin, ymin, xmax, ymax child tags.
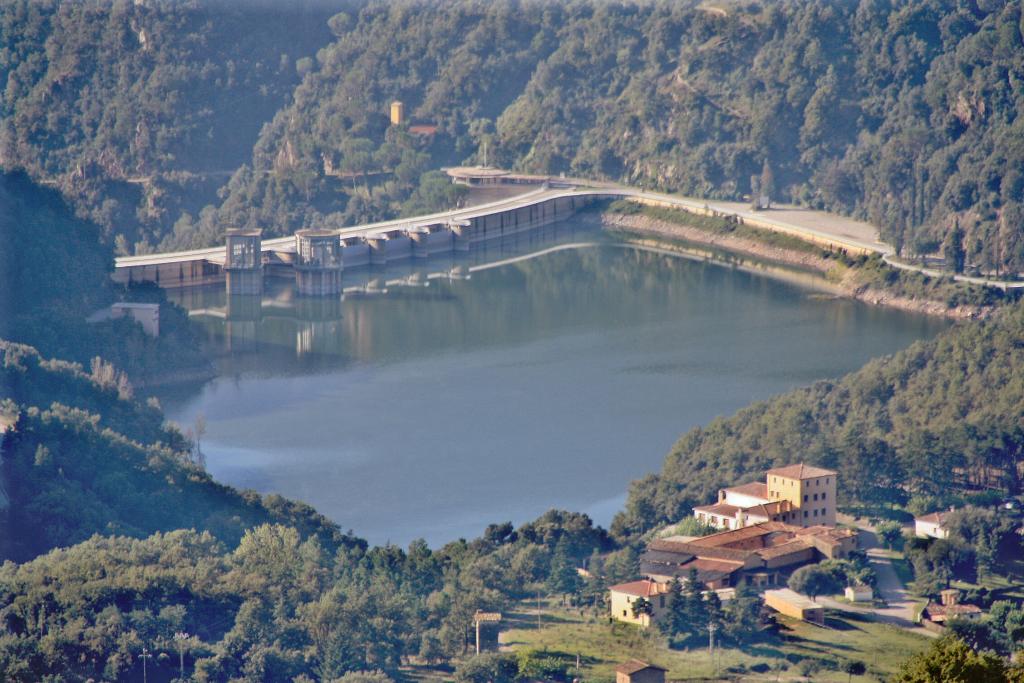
<box><xmin>499</xmin><ymin>601</ymin><xmax>930</xmax><ymax>682</ymax></box>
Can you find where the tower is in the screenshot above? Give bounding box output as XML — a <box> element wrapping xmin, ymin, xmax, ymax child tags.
<box><xmin>224</xmin><ymin>228</ymin><xmax>263</xmax><ymax>295</ymax></box>
<box><xmin>294</xmin><ymin>229</ymin><xmax>343</xmax><ymax>296</ymax></box>
<box><xmin>390</xmin><ymin>100</ymin><xmax>405</xmax><ymax>126</ymax></box>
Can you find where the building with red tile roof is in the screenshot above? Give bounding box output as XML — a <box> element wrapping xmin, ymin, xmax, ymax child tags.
<box><xmin>642</xmin><ymin>522</ymin><xmax>856</xmax><ymax>589</ymax></box>
<box><xmin>693</xmin><ymin>463</ymin><xmax>838</xmax><ymax>530</ymax></box>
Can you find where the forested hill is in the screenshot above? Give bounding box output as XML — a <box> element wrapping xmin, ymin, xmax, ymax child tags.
<box><xmin>0</xmin><ymin>0</ymin><xmax>347</xmax><ymax>249</ymax></box>
<box><xmin>0</xmin><ymin>340</ymin><xmax>364</xmax><ymax>561</ymax></box>
<box><xmin>206</xmin><ymin>0</ymin><xmax>1024</xmax><ymax>276</ymax></box>
<box><xmin>4</xmin><ymin>1</ymin><xmax>1024</xmax><ymax>276</ymax></box>
<box><xmin>0</xmin><ymin>171</ymin><xmax>207</xmax><ymax>382</ymax></box>
<box><xmin>612</xmin><ymin>300</ymin><xmax>1024</xmax><ymax>540</ymax></box>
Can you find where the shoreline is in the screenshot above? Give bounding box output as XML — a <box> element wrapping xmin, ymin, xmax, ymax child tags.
<box><xmin>599</xmin><ymin>212</ymin><xmax>994</xmax><ymax>320</ymax></box>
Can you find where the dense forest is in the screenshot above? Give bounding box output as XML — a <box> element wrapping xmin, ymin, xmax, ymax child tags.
<box><xmin>4</xmin><ymin>0</ymin><xmax>1024</xmax><ymax>276</ymax></box>
<box><xmin>0</xmin><ymin>334</ymin><xmax>626</xmax><ymax>680</ymax></box>
<box><xmin>0</xmin><ymin>170</ymin><xmax>207</xmax><ymax>381</ymax></box>
<box><xmin>5</xmin><ymin>1</ymin><xmax>1024</xmax><ymax>679</ymax></box>
<box><xmin>0</xmin><ymin>353</ymin><xmax>621</xmax><ymax>680</ymax></box>
<box><xmin>0</xmin><ymin>0</ymin><xmax>346</xmax><ymax>249</ymax></box>
<box><xmin>613</xmin><ymin>300</ymin><xmax>1024</xmax><ymax>540</ymax></box>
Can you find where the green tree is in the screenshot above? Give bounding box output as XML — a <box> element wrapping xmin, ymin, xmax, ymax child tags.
<box><xmin>546</xmin><ymin>536</ymin><xmax>581</xmax><ymax>603</ymax></box>
<box><xmin>721</xmin><ymin>584</ymin><xmax>763</xmax><ymax>644</ymax></box>
<box><xmin>760</xmin><ymin>160</ymin><xmax>776</xmax><ymax>208</ymax></box>
<box><xmin>659</xmin><ymin>577</ymin><xmax>685</xmax><ymax>639</ymax></box>
<box><xmin>944</xmin><ymin>223</ymin><xmax>967</xmax><ymax>274</ymax></box>
<box><xmin>630</xmin><ymin>597</ymin><xmax>652</xmax><ymax>619</ymax></box>
<box><xmin>876</xmin><ymin>521</ymin><xmax>905</xmax><ymax>550</ymax></box>
<box><xmin>680</xmin><ymin>568</ymin><xmax>708</xmax><ymax>639</ymax></box>
<box><xmin>788</xmin><ymin>564</ymin><xmax>842</xmax><ymax>601</ymax></box>
<box><xmin>844</xmin><ymin>660</ymin><xmax>866</xmax><ymax>682</ymax></box>
<box><xmin>894</xmin><ymin>636</ymin><xmax>1007</xmax><ymax>683</ymax></box>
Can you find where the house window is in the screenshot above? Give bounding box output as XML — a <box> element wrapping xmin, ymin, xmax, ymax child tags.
<box><xmin>813</xmin><ymin>509</ymin><xmax>818</xmax><ymax>517</ymax></box>
<box><xmin>803</xmin><ymin>511</ymin><xmax>808</xmax><ymax>518</ymax></box>
<box><xmin>659</xmin><ymin>596</ymin><xmax>665</xmax><ymax>608</ymax></box>
<box><xmin>623</xmin><ymin>610</ymin><xmax>628</xmax><ymax>617</ymax></box>
<box><xmin>803</xmin><ymin>494</ymin><xmax>808</xmax><ymax>502</ymax></box>
<box><xmin>822</xmin><ymin>493</ymin><xmax>827</xmax><ymax>500</ymax></box>
<box><xmin>813</xmin><ymin>493</ymin><xmax>818</xmax><ymax>501</ymax></box>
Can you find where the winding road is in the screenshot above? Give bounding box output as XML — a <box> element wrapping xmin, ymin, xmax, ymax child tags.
<box><xmin>819</xmin><ymin>522</ymin><xmax>936</xmax><ymax>638</ymax></box>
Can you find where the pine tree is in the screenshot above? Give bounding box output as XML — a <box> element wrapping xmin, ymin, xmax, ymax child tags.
<box><xmin>681</xmin><ymin>568</ymin><xmax>708</xmax><ymax>640</ymax></box>
<box><xmin>546</xmin><ymin>536</ymin><xmax>581</xmax><ymax>604</ymax></box>
<box><xmin>760</xmin><ymin>160</ymin><xmax>776</xmax><ymax>208</ymax></box>
<box><xmin>660</xmin><ymin>577</ymin><xmax>685</xmax><ymax>638</ymax></box>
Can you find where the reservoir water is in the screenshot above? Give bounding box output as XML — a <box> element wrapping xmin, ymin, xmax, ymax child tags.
<box><xmin>162</xmin><ymin>222</ymin><xmax>948</xmax><ymax>547</ymax></box>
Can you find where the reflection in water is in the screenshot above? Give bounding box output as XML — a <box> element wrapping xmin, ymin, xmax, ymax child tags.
<box><xmin>162</xmin><ymin>221</ymin><xmax>949</xmax><ymax>547</ymax></box>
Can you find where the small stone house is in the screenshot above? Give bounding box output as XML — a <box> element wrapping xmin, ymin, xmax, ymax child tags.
<box><xmin>615</xmin><ymin>660</ymin><xmax>667</xmax><ymax>683</ymax></box>
<box><xmin>921</xmin><ymin>589</ymin><xmax>982</xmax><ymax>630</ymax></box>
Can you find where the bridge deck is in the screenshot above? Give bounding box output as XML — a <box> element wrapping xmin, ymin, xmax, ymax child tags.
<box><xmin>115</xmin><ymin>181</ymin><xmax>888</xmax><ymax>272</ymax></box>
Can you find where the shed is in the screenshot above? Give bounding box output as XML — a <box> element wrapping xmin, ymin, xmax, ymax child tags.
<box><xmin>615</xmin><ymin>660</ymin><xmax>667</xmax><ymax>683</ymax></box>
<box><xmin>845</xmin><ymin>585</ymin><xmax>873</xmax><ymax>602</ymax></box>
<box><xmin>764</xmin><ymin>588</ymin><xmax>825</xmax><ymax>625</ymax></box>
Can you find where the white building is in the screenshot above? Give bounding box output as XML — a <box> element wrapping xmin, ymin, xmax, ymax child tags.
<box><xmin>915</xmin><ymin>511</ymin><xmax>951</xmax><ymax>539</ymax></box>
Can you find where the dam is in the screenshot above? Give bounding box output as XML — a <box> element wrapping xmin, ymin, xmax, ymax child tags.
<box><xmin>114</xmin><ymin>170</ymin><xmax>887</xmax><ymax>296</ymax></box>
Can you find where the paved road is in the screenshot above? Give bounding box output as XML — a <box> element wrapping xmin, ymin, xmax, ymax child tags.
<box><xmin>819</xmin><ymin>522</ymin><xmax>936</xmax><ymax>638</ymax></box>
<box><xmin>113</xmin><ymin>172</ymin><xmax>1024</xmax><ymax>289</ymax></box>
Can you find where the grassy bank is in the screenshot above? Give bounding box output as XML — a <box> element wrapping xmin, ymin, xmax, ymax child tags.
<box><xmin>604</xmin><ymin>201</ymin><xmax>1016</xmax><ymax>317</ymax></box>
<box><xmin>499</xmin><ymin>599</ymin><xmax>929</xmax><ymax>682</ymax></box>
<box><xmin>608</xmin><ymin>200</ymin><xmax>824</xmax><ymax>256</ymax></box>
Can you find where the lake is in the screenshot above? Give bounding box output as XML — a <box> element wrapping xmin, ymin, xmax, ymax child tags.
<box><xmin>162</xmin><ymin>222</ymin><xmax>948</xmax><ymax>547</ymax></box>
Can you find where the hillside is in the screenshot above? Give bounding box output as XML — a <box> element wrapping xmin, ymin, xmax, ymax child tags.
<box><xmin>0</xmin><ymin>0</ymin><xmax>348</xmax><ymax>249</ymax></box>
<box><xmin>612</xmin><ymin>300</ymin><xmax>1024</xmax><ymax>540</ymax></box>
<box><xmin>0</xmin><ymin>340</ymin><xmax>363</xmax><ymax>561</ymax></box>
<box><xmin>4</xmin><ymin>0</ymin><xmax>1023</xmax><ymax>276</ymax></box>
<box><xmin>0</xmin><ymin>342</ymin><xmax>612</xmax><ymax>679</ymax></box>
<box><xmin>205</xmin><ymin>0</ymin><xmax>1024</xmax><ymax>279</ymax></box>
<box><xmin>0</xmin><ymin>171</ymin><xmax>207</xmax><ymax>382</ymax></box>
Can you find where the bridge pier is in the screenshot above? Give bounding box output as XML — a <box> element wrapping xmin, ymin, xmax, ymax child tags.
<box><xmin>295</xmin><ymin>230</ymin><xmax>343</xmax><ymax>296</ymax></box>
<box><xmin>448</xmin><ymin>219</ymin><xmax>472</xmax><ymax>251</ymax></box>
<box><xmin>224</xmin><ymin>228</ymin><xmax>263</xmax><ymax>295</ymax></box>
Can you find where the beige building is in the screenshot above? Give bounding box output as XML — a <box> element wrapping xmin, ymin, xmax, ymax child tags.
<box><xmin>608</xmin><ymin>579</ymin><xmax>669</xmax><ymax>627</ymax></box>
<box><xmin>766</xmin><ymin>464</ymin><xmax>837</xmax><ymax>526</ymax></box>
<box><xmin>845</xmin><ymin>585</ymin><xmax>873</xmax><ymax>602</ymax></box>
<box><xmin>615</xmin><ymin>660</ymin><xmax>667</xmax><ymax>683</ymax></box>
<box><xmin>694</xmin><ymin>463</ymin><xmax>837</xmax><ymax>530</ymax></box>
<box><xmin>389</xmin><ymin>100</ymin><xmax>405</xmax><ymax>126</ymax></box>
<box><xmin>764</xmin><ymin>588</ymin><xmax>825</xmax><ymax>625</ymax></box>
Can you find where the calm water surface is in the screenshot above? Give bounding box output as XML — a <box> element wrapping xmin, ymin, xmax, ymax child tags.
<box><xmin>162</xmin><ymin>224</ymin><xmax>947</xmax><ymax>546</ymax></box>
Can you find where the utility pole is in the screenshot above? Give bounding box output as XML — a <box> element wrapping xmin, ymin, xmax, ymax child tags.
<box><xmin>174</xmin><ymin>631</ymin><xmax>189</xmax><ymax>680</ymax></box>
<box><xmin>708</xmin><ymin>622</ymin><xmax>718</xmax><ymax>677</ymax></box>
<box><xmin>140</xmin><ymin>647</ymin><xmax>152</xmax><ymax>683</ymax></box>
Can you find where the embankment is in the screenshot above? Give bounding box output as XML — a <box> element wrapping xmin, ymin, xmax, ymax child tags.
<box><xmin>600</xmin><ymin>209</ymin><xmax>1003</xmax><ymax>320</ymax></box>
